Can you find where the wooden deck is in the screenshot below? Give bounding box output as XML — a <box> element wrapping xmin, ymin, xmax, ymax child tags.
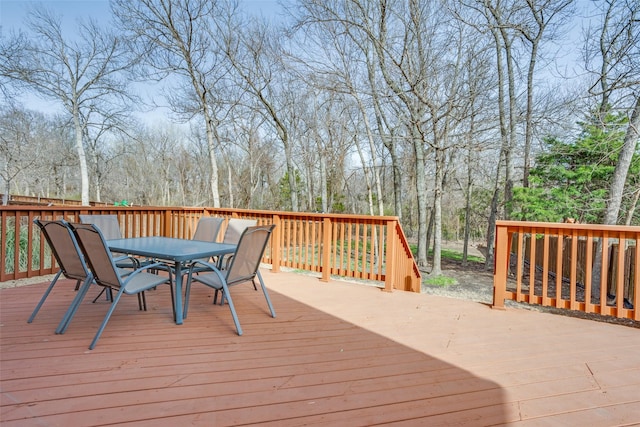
<box><xmin>1</xmin><ymin>270</ymin><xmax>639</xmax><ymax>426</ymax></box>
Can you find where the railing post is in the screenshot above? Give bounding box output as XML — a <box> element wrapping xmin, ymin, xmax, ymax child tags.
<box><xmin>492</xmin><ymin>223</ymin><xmax>508</xmax><ymax>310</ymax></box>
<box><xmin>633</xmin><ymin>243</ymin><xmax>639</xmax><ymax>321</ymax></box>
<box><xmin>384</xmin><ymin>220</ymin><xmax>396</xmax><ymax>292</ymax></box>
<box><xmin>321</xmin><ymin>217</ymin><xmax>331</xmax><ymax>282</ymax></box>
<box><xmin>163</xmin><ymin>210</ymin><xmax>172</xmax><ymax>237</ymax></box>
<box><xmin>271</xmin><ymin>215</ymin><xmax>281</xmax><ymax>273</ymax></box>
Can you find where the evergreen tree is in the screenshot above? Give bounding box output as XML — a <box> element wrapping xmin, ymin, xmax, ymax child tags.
<box><xmin>511</xmin><ymin>111</ymin><xmax>639</xmax><ymax>224</ymax></box>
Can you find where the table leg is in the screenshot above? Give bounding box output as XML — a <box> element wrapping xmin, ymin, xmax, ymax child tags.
<box><xmin>174</xmin><ymin>261</ymin><xmax>184</xmax><ymax>325</ymax></box>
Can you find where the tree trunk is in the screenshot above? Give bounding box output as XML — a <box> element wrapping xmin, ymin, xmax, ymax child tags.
<box><xmin>227</xmin><ymin>161</ymin><xmax>234</xmax><ymax>208</ymax></box>
<box><xmin>604</xmin><ymin>95</ymin><xmax>640</xmax><ymax>225</ymax></box>
<box><xmin>354</xmin><ymin>90</ymin><xmax>384</xmax><ymax>216</ymax></box>
<box><xmin>283</xmin><ymin>131</ymin><xmax>299</xmax><ymax>212</ymax></box>
<box><xmin>591</xmin><ymin>96</ymin><xmax>639</xmax><ymax>300</ymax></box>
<box><xmin>2</xmin><ymin>179</ymin><xmax>9</xmax><ymax>205</ymax></box>
<box><xmin>523</xmin><ymin>40</ymin><xmax>539</xmax><ymax>188</ymax></box>
<box><xmin>413</xmin><ymin>125</ymin><xmax>429</xmax><ymax>269</ymax></box>
<box><xmin>502</xmin><ymin>31</ymin><xmax>517</xmax><ymax>217</ymax></box>
<box><xmin>386</xmin><ymin>134</ymin><xmax>403</xmax><ymax>220</ymax></box>
<box><xmin>204</xmin><ymin>114</ymin><xmax>221</xmax><ymax>208</ymax></box>
<box><xmin>431</xmin><ymin>147</ymin><xmax>444</xmax><ymax>275</ymax></box>
<box><xmin>485</xmin><ymin>26</ymin><xmax>508</xmax><ymax>270</ymax></box>
<box><xmin>320</xmin><ymin>155</ymin><xmax>328</xmax><ymax>212</ymax></box>
<box><xmin>73</xmin><ymin>106</ymin><xmax>90</xmax><ymax>206</ymax></box>
<box><xmin>625</xmin><ymin>189</ymin><xmax>640</xmax><ymax>225</ymax></box>
<box><xmin>463</xmin><ymin>147</ymin><xmax>474</xmax><ymax>267</ymax></box>
<box><xmin>355</xmin><ymin>136</ymin><xmax>375</xmax><ymax>216</ymax></box>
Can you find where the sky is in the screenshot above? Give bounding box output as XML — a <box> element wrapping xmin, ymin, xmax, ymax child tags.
<box><xmin>0</xmin><ymin>0</ymin><xmax>287</xmax><ymax>123</ymax></box>
<box><xmin>0</xmin><ymin>0</ymin><xmax>285</xmax><ymax>27</ymax></box>
<box><xmin>1</xmin><ymin>0</ymin><xmax>598</xmax><ymax>123</ymax></box>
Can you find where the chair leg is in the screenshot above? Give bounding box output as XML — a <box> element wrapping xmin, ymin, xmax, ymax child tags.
<box><xmin>56</xmin><ymin>276</ymin><xmax>94</xmax><ymax>334</ymax></box>
<box><xmin>89</xmin><ymin>288</ymin><xmax>125</xmax><ymax>350</ymax></box>
<box><xmin>92</xmin><ymin>286</ymin><xmax>114</xmax><ymax>303</ymax></box>
<box><xmin>221</xmin><ymin>282</ymin><xmax>242</xmax><ymax>336</ymax></box>
<box><xmin>159</xmin><ymin>269</ymin><xmax>176</xmax><ymax>321</ymax></box>
<box><xmin>257</xmin><ymin>271</ymin><xmax>276</xmax><ymax>318</ymax></box>
<box><xmin>138</xmin><ymin>292</ymin><xmax>147</xmax><ymax>311</ymax></box>
<box><xmin>184</xmin><ymin>270</ymin><xmax>193</xmax><ymax>319</ymax></box>
<box><xmin>168</xmin><ymin>280</ymin><xmax>176</xmax><ymax>322</ymax></box>
<box><xmin>27</xmin><ymin>270</ymin><xmax>62</xmax><ymax>323</ymax></box>
<box><xmin>92</xmin><ymin>287</ymin><xmax>107</xmax><ymax>303</ymax></box>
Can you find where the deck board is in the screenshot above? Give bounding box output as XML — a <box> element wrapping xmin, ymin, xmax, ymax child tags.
<box><xmin>2</xmin><ymin>270</ymin><xmax>639</xmax><ymax>426</ymax></box>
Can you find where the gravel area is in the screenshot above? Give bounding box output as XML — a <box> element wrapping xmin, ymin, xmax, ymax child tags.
<box><xmin>0</xmin><ymin>275</ymin><xmax>57</xmax><ymax>289</ymax></box>
<box><xmin>421</xmin><ymin>268</ymin><xmax>494</xmax><ymax>304</ymax></box>
<box><xmin>419</xmin><ymin>242</ymin><xmax>495</xmax><ymax>303</ymax></box>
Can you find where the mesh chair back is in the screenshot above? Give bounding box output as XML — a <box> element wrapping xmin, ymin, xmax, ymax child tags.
<box><xmin>70</xmin><ymin>223</ymin><xmax>123</xmax><ymax>289</ymax></box>
<box><xmin>35</xmin><ymin>219</ymin><xmax>89</xmax><ymax>282</ymax></box>
<box><xmin>222</xmin><ymin>219</ymin><xmax>258</xmax><ymax>245</ymax></box>
<box><xmin>226</xmin><ymin>225</ymin><xmax>275</xmax><ymax>286</ymax></box>
<box><xmin>193</xmin><ymin>217</ymin><xmax>224</xmax><ymax>242</ymax></box>
<box><xmin>79</xmin><ymin>215</ymin><xmax>123</xmax><ymax>240</ymax></box>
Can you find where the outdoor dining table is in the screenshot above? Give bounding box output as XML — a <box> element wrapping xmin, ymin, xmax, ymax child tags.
<box><xmin>107</xmin><ymin>237</ymin><xmax>236</xmax><ymax>325</ymax></box>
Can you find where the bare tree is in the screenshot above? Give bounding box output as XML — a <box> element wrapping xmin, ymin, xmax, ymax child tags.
<box><xmin>585</xmin><ymin>0</ymin><xmax>639</xmax><ymax>227</ymax></box>
<box><xmin>222</xmin><ymin>108</ymin><xmax>279</xmax><ymax>209</ymax></box>
<box><xmin>585</xmin><ymin>0</ymin><xmax>640</xmax><ymax>121</ymax></box>
<box><xmin>81</xmin><ymin>105</ymin><xmax>137</xmax><ymax>203</ymax></box>
<box><xmin>520</xmin><ymin>0</ymin><xmax>574</xmax><ymax>187</ymax></box>
<box><xmin>112</xmin><ymin>0</ymin><xmax>234</xmax><ymax>208</ymax></box>
<box><xmin>455</xmin><ymin>0</ymin><xmax>529</xmax><ymax>268</ymax></box>
<box><xmin>0</xmin><ymin>107</ymin><xmax>45</xmax><ymax>204</ymax></box>
<box><xmin>220</xmin><ymin>15</ymin><xmax>303</xmax><ymax>211</ymax></box>
<box><xmin>583</xmin><ymin>0</ymin><xmax>639</xmax><ymax>299</ymax></box>
<box><xmin>293</xmin><ymin>15</ymin><xmax>386</xmax><ymax>215</ymax></box>
<box><xmin>0</xmin><ymin>7</ymin><xmax>135</xmax><ymax>205</ymax></box>
<box><xmin>293</xmin><ymin>0</ymin><xmax>480</xmax><ymax>274</ymax></box>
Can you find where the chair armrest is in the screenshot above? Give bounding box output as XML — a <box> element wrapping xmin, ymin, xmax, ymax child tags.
<box><xmin>189</xmin><ymin>259</ymin><xmax>222</xmax><ymax>273</ymax></box>
<box><xmin>113</xmin><ymin>255</ymin><xmax>141</xmax><ymax>269</ymax></box>
<box><xmin>122</xmin><ymin>261</ymin><xmax>172</xmax><ymax>284</ymax></box>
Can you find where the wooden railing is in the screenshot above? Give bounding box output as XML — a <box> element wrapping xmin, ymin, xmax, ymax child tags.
<box><xmin>0</xmin><ymin>206</ymin><xmax>421</xmax><ymax>292</ymax></box>
<box><xmin>493</xmin><ymin>220</ymin><xmax>639</xmax><ymax>321</ymax></box>
<box><xmin>0</xmin><ymin>194</ymin><xmax>111</xmax><ymax>207</ymax></box>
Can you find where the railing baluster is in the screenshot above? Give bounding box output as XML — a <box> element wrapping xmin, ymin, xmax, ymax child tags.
<box><xmin>494</xmin><ymin>221</ymin><xmax>639</xmax><ymax>321</ymax></box>
<box><xmin>1</xmin><ymin>205</ymin><xmax>421</xmax><ymax>292</ymax></box>
<box><xmin>556</xmin><ymin>229</ymin><xmax>564</xmax><ymax>308</ymax></box>
<box><xmin>570</xmin><ymin>229</ymin><xmax>578</xmax><ymax>311</ymax></box>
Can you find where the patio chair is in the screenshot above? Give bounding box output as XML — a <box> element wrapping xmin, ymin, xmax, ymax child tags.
<box><xmin>79</xmin><ymin>214</ymin><xmax>155</xmax><ymax>303</ymax></box>
<box><xmin>184</xmin><ymin>224</ymin><xmax>276</xmax><ymax>336</ymax></box>
<box><xmin>218</xmin><ymin>218</ymin><xmax>258</xmax><ymax>269</ymax></box>
<box><xmin>29</xmin><ymin>219</ymin><xmax>94</xmax><ymax>333</ymax></box>
<box><xmin>222</xmin><ymin>218</ymin><xmax>258</xmax><ymax>246</ymax></box>
<box><xmin>79</xmin><ymin>214</ymin><xmax>141</xmax><ymax>269</ymax></box>
<box><xmin>68</xmin><ymin>222</ymin><xmax>176</xmax><ymax>350</ymax></box>
<box><xmin>192</xmin><ymin>216</ymin><xmax>225</xmax><ymax>243</ymax></box>
<box><xmin>216</xmin><ymin>218</ymin><xmax>260</xmax><ymax>293</ymax></box>
<box><xmin>78</xmin><ymin>215</ymin><xmax>123</xmax><ymax>239</ymax></box>
<box><xmin>190</xmin><ymin>216</ymin><xmax>225</xmax><ymax>267</ymax></box>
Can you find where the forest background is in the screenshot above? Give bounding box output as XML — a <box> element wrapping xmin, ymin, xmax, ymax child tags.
<box><xmin>1</xmin><ymin>0</ymin><xmax>639</xmax><ymax>275</ymax></box>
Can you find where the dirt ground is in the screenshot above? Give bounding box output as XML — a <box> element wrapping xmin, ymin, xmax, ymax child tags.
<box><xmin>420</xmin><ymin>240</ymin><xmax>494</xmax><ymax>304</ymax></box>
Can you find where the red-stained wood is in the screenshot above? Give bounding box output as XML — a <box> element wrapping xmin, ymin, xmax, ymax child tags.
<box><xmin>2</xmin><ymin>271</ymin><xmax>639</xmax><ymax>426</ymax></box>
<box><xmin>0</xmin><ymin>206</ymin><xmax>422</xmax><ymax>291</ymax></box>
<box><xmin>495</xmin><ymin>221</ymin><xmax>640</xmax><ymax>321</ymax></box>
